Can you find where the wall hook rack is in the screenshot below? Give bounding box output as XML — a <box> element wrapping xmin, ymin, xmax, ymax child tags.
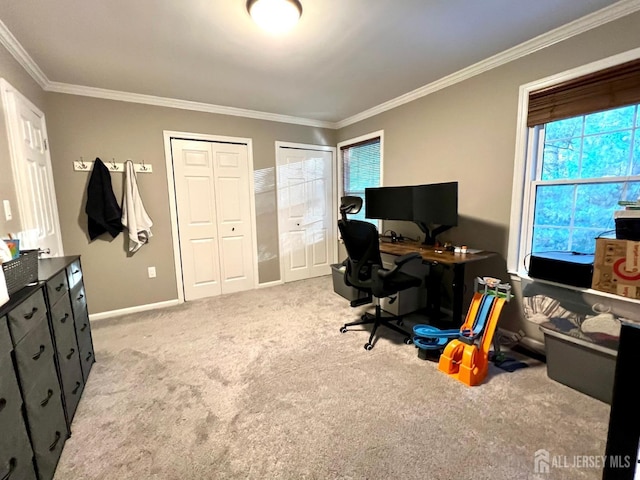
<box><xmin>73</xmin><ymin>158</ymin><xmax>153</xmax><ymax>173</ymax></box>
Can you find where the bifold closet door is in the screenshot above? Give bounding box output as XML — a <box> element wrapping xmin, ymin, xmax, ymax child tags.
<box><xmin>171</xmin><ymin>139</ymin><xmax>255</xmax><ymax>300</ymax></box>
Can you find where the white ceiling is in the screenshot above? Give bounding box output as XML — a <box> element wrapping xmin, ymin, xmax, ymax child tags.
<box><xmin>0</xmin><ymin>0</ymin><xmax>636</xmax><ymax>126</ymax></box>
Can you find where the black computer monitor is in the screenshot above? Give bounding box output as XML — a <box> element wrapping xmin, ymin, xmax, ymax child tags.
<box><xmin>364</xmin><ymin>186</ymin><xmax>413</xmax><ymax>221</ymax></box>
<box><xmin>412</xmin><ymin>181</ymin><xmax>458</xmax><ymax>245</ymax></box>
<box><xmin>365</xmin><ymin>182</ymin><xmax>459</xmax><ymax>246</ymax></box>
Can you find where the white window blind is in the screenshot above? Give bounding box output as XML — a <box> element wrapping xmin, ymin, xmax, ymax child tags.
<box><xmin>341</xmin><ymin>137</ymin><xmax>381</xmax><ymax>222</ymax></box>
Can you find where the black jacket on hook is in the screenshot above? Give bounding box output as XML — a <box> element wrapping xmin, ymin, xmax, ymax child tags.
<box><xmin>86</xmin><ymin>157</ymin><xmax>123</xmax><ymax>240</ymax></box>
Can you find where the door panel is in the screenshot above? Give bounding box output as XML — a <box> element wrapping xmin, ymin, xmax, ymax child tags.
<box><xmin>171</xmin><ymin>139</ymin><xmax>255</xmax><ymax>300</ymax></box>
<box><xmin>172</xmin><ymin>140</ymin><xmax>222</xmax><ymax>300</ymax></box>
<box><xmin>1</xmin><ymin>80</ymin><xmax>63</xmax><ymax>257</ymax></box>
<box><xmin>212</xmin><ymin>143</ymin><xmax>254</xmax><ymax>294</ymax></box>
<box><xmin>277</xmin><ymin>147</ymin><xmax>334</xmax><ymax>283</ymax></box>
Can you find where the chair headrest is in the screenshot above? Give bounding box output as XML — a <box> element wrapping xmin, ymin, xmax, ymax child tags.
<box><xmin>340</xmin><ymin>196</ymin><xmax>363</xmax><ymax>215</ymax></box>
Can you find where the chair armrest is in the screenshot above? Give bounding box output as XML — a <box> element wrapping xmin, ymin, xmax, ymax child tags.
<box><xmin>394</xmin><ymin>252</ymin><xmax>422</xmax><ymax>267</ymax></box>
<box><xmin>377</xmin><ymin>253</ymin><xmax>421</xmax><ymax>279</ymax></box>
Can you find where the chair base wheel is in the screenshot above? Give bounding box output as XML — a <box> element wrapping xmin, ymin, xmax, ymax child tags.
<box><xmin>340</xmin><ymin>326</ymin><xmax>348</xmax><ymax>333</ymax></box>
<box><xmin>404</xmin><ymin>337</ymin><xmax>412</xmax><ymax>345</ymax></box>
<box><xmin>364</xmin><ymin>343</ymin><xmax>373</xmax><ymax>351</ymax></box>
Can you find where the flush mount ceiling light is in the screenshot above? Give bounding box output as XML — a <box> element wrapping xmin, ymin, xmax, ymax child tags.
<box><xmin>247</xmin><ymin>0</ymin><xmax>302</xmax><ymax>34</ymax></box>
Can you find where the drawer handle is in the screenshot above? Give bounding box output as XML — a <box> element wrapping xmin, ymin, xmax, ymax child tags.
<box><xmin>72</xmin><ymin>381</ymin><xmax>81</xmax><ymax>395</ymax></box>
<box><xmin>40</xmin><ymin>389</ymin><xmax>54</xmax><ymax>407</ymax></box>
<box><xmin>77</xmin><ymin>294</ymin><xmax>84</xmax><ymax>301</ymax></box>
<box><xmin>23</xmin><ymin>307</ymin><xmax>38</xmax><ymax>319</ymax></box>
<box><xmin>1</xmin><ymin>457</ymin><xmax>16</xmax><ymax>480</ymax></box>
<box><xmin>80</xmin><ymin>323</ymin><xmax>88</xmax><ymax>332</ymax></box>
<box><xmin>32</xmin><ymin>345</ymin><xmax>46</xmax><ymax>360</ymax></box>
<box><xmin>55</xmin><ymin>283</ymin><xmax>65</xmax><ymax>292</ymax></box>
<box><xmin>0</xmin><ymin>398</ymin><xmax>6</xmax><ymax>412</ymax></box>
<box><xmin>66</xmin><ymin>348</ymin><xmax>75</xmax><ymax>360</ymax></box>
<box><xmin>60</xmin><ymin>313</ymin><xmax>70</xmax><ymax>323</ymax></box>
<box><xmin>73</xmin><ymin>269</ymin><xmax>80</xmax><ymax>274</ymax></box>
<box><xmin>48</xmin><ymin>431</ymin><xmax>62</xmax><ymax>452</ymax></box>
<box><xmin>86</xmin><ymin>352</ymin><xmax>93</xmax><ymax>361</ymax></box>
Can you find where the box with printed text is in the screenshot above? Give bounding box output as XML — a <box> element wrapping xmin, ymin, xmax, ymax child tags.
<box><xmin>591</xmin><ymin>238</ymin><xmax>640</xmax><ymax>299</ymax></box>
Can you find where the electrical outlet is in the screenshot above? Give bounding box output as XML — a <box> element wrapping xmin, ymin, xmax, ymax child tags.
<box><xmin>148</xmin><ymin>266</ymin><xmax>156</xmax><ymax>278</ymax></box>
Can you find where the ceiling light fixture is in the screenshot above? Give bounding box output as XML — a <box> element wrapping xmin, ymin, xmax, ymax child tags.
<box><xmin>247</xmin><ymin>0</ymin><xmax>302</xmax><ymax>34</ymax></box>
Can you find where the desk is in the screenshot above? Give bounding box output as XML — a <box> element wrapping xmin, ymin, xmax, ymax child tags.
<box><xmin>378</xmin><ymin>240</ymin><xmax>497</xmax><ymax>324</ymax></box>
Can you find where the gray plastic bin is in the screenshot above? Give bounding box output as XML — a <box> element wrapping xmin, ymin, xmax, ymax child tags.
<box><xmin>331</xmin><ymin>263</ymin><xmax>369</xmax><ymax>303</ymax></box>
<box><xmin>541</xmin><ymin>326</ymin><xmax>617</xmax><ymax>404</ymax></box>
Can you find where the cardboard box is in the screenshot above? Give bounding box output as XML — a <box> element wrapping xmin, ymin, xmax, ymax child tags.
<box><xmin>592</xmin><ymin>238</ymin><xmax>640</xmax><ymax>299</ymax></box>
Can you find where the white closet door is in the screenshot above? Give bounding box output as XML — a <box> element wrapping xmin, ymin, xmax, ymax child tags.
<box><xmin>277</xmin><ymin>147</ymin><xmax>334</xmax><ymax>283</ymax></box>
<box><xmin>211</xmin><ymin>143</ymin><xmax>255</xmax><ymax>294</ymax></box>
<box><xmin>171</xmin><ymin>139</ymin><xmax>255</xmax><ymax>301</ymax></box>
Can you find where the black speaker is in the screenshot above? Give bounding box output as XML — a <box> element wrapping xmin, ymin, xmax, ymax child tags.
<box><xmin>528</xmin><ymin>251</ymin><xmax>594</xmax><ymax>288</ymax></box>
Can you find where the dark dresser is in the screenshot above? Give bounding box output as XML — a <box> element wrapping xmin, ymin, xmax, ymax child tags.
<box><xmin>0</xmin><ymin>255</ymin><xmax>95</xmax><ymax>480</ymax></box>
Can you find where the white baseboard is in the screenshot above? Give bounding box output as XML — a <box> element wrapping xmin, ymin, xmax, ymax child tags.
<box><xmin>89</xmin><ymin>299</ymin><xmax>182</xmax><ymax>321</ymax></box>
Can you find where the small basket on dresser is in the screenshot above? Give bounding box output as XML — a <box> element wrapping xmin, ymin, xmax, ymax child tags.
<box><xmin>2</xmin><ymin>249</ymin><xmax>39</xmax><ymax>295</ymax></box>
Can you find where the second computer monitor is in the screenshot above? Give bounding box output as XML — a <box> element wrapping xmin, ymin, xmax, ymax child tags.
<box><xmin>412</xmin><ymin>181</ymin><xmax>458</xmax><ymax>227</ymax></box>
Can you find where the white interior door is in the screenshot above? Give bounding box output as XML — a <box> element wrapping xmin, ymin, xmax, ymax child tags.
<box><xmin>277</xmin><ymin>145</ymin><xmax>334</xmax><ymax>283</ymax></box>
<box><xmin>171</xmin><ymin>139</ymin><xmax>255</xmax><ymax>301</ymax></box>
<box><xmin>1</xmin><ymin>79</ymin><xmax>63</xmax><ymax>257</ymax></box>
<box><xmin>211</xmin><ymin>142</ymin><xmax>255</xmax><ymax>294</ymax></box>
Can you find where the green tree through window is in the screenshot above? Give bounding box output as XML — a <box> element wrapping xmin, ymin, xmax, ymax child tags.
<box><xmin>532</xmin><ymin>104</ymin><xmax>640</xmax><ymax>254</ymax></box>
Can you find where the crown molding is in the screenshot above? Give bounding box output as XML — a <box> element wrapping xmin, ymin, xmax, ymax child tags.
<box><xmin>46</xmin><ymin>82</ymin><xmax>336</xmax><ymax>129</ymax></box>
<box><xmin>2</xmin><ymin>1</ymin><xmax>639</xmax><ymax>130</ymax></box>
<box><xmin>335</xmin><ymin>0</ymin><xmax>640</xmax><ymax>129</ymax></box>
<box><xmin>0</xmin><ymin>18</ymin><xmax>49</xmax><ymax>89</ymax></box>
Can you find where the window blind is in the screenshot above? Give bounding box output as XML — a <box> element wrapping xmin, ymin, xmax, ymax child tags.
<box><xmin>341</xmin><ymin>138</ymin><xmax>380</xmax><ymax>196</ymax></box>
<box><xmin>527</xmin><ymin>58</ymin><xmax>640</xmax><ymax>127</ymax></box>
<box><xmin>341</xmin><ymin>137</ymin><xmax>381</xmax><ymax>222</ymax></box>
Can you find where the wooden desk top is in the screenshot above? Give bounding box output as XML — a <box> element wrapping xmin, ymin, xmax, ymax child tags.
<box><xmin>379</xmin><ymin>240</ymin><xmax>497</xmax><ymax>265</ymax></box>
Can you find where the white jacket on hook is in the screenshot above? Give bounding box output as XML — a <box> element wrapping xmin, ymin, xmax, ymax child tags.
<box><xmin>121</xmin><ymin>160</ymin><xmax>153</xmax><ymax>253</ymax></box>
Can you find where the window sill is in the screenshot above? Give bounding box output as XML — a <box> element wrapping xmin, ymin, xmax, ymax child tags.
<box><xmin>508</xmin><ymin>270</ymin><xmax>640</xmax><ymax>306</ymax></box>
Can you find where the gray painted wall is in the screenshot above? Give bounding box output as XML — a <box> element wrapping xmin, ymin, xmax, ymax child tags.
<box><xmin>43</xmin><ymin>93</ymin><xmax>335</xmax><ymax>313</ymax></box>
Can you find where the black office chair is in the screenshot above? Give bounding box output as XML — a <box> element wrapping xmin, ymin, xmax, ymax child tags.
<box><xmin>338</xmin><ymin>196</ymin><xmax>423</xmax><ymax>350</ymax></box>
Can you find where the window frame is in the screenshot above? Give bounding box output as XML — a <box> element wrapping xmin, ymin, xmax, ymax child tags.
<box><xmin>337</xmin><ymin>130</ymin><xmax>384</xmax><ymax>224</ymax></box>
<box><xmin>508</xmin><ymin>47</ymin><xmax>640</xmax><ymax>300</ymax></box>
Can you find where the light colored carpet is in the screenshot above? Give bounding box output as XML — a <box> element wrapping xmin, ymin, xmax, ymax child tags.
<box><xmin>54</xmin><ymin>275</ymin><xmax>610</xmax><ymax>480</ymax></box>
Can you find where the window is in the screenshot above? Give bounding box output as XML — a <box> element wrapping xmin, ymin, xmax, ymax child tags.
<box><xmin>531</xmin><ymin>105</ymin><xmax>640</xmax><ymax>254</ymax></box>
<box><xmin>510</xmin><ymin>55</ymin><xmax>640</xmax><ymax>274</ymax></box>
<box><xmin>338</xmin><ymin>132</ymin><xmax>382</xmax><ymax>223</ymax></box>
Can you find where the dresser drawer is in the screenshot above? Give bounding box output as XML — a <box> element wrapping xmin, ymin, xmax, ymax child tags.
<box><xmin>70</xmin><ymin>283</ymin><xmax>87</xmax><ymax>318</ymax></box>
<box><xmin>23</xmin><ymin>373</ymin><xmax>67</xmax><ymax>454</ymax></box>
<box><xmin>50</xmin><ymin>296</ymin><xmax>76</xmax><ymax>355</ymax></box>
<box><xmin>78</xmin><ymin>334</ymin><xmax>95</xmax><ymax>384</ymax></box>
<box><xmin>0</xmin><ymin>424</ymin><xmax>37</xmax><ymax>480</ymax></box>
<box><xmin>0</xmin><ymin>353</ymin><xmax>23</xmax><ymax>418</ymax></box>
<box><xmin>0</xmin><ymin>317</ymin><xmax>11</xmax><ymax>357</ymax></box>
<box><xmin>7</xmin><ymin>289</ymin><xmax>47</xmax><ymax>345</ymax></box>
<box><xmin>27</xmin><ymin>395</ymin><xmax>69</xmax><ymax>480</ymax></box>
<box><xmin>14</xmin><ymin>316</ymin><xmax>56</xmax><ymax>388</ymax></box>
<box><xmin>74</xmin><ymin>311</ymin><xmax>91</xmax><ymax>345</ymax></box>
<box><xmin>66</xmin><ymin>259</ymin><xmax>83</xmax><ymax>290</ymax></box>
<box><xmin>59</xmin><ymin>347</ymin><xmax>84</xmax><ymax>421</ymax></box>
<box><xmin>46</xmin><ymin>270</ymin><xmax>69</xmax><ymax>306</ymax></box>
